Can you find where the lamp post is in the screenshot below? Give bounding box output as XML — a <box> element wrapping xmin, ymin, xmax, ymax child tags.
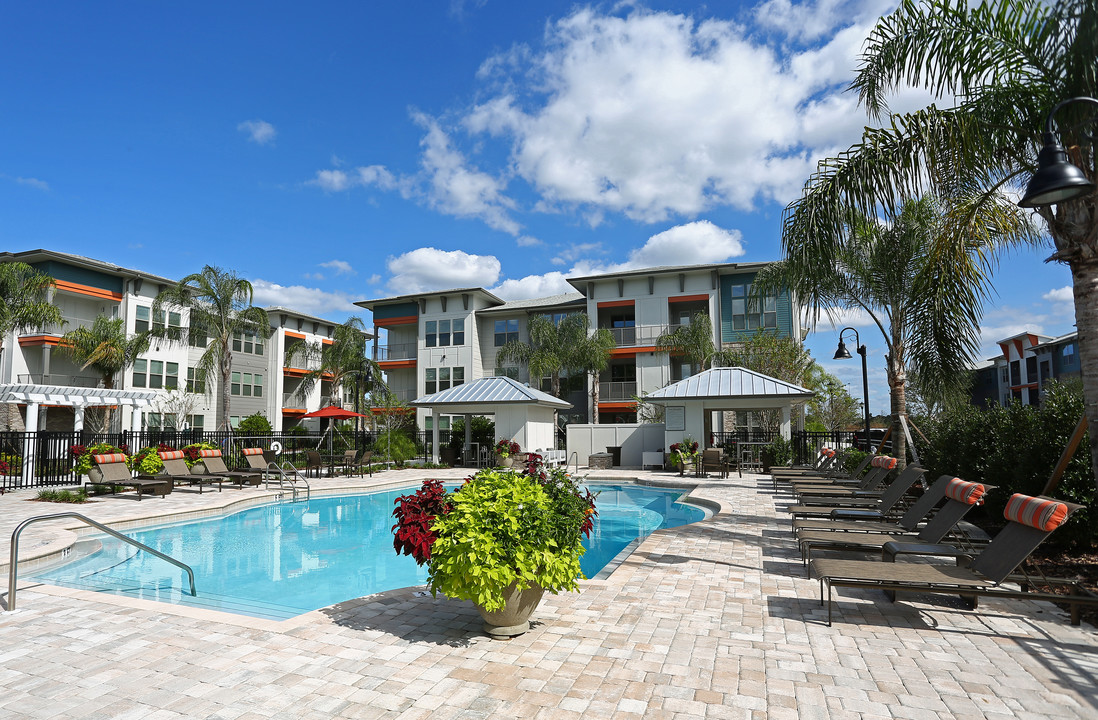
<box><xmin>834</xmin><ymin>327</ymin><xmax>871</xmax><ymax>452</ymax></box>
<box><xmin>1019</xmin><ymin>96</ymin><xmax>1097</xmax><ymax>208</ymax></box>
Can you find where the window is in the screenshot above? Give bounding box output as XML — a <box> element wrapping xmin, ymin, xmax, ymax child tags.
<box><xmin>425</xmin><ymin>368</ymin><xmax>436</xmax><ymax>395</ymax></box>
<box><xmin>133</xmin><ymin>359</ymin><xmax>147</xmax><ymax>388</ymax></box>
<box><xmin>494</xmin><ymin>318</ymin><xmax>519</xmax><ymax>346</ymax></box>
<box><xmin>1064</xmin><ymin>343</ymin><xmax>1076</xmax><ymax>365</ymax></box>
<box><xmin>438</xmin><ymin>367</ymin><xmax>451</xmax><ymax>393</ymax></box>
<box><xmin>425</xmin><ymin>320</ymin><xmax>437</xmax><ymax>348</ymax></box>
<box><xmin>186</xmin><ymin>367</ymin><xmax>205</xmax><ymax>394</ymax></box>
<box><xmin>135</xmin><ymin>306</ymin><xmax>150</xmax><ymax>334</ymax></box>
<box><xmin>232</xmin><ymin>330</ymin><xmax>264</xmax><ymax>355</ymax></box>
<box><xmin>149</xmin><ymin>360</ymin><xmax>163</xmax><ymax>389</ymax></box>
<box><xmin>152</xmin><ymin>309</ymin><xmax>181</xmax><ymax>332</ymax></box>
<box><xmin>186</xmin><ymin>414</ymin><xmax>204</xmax><ymax>430</ymax></box>
<box><xmin>427</xmin><ymin>319</ymin><xmax>463</xmax><ymax>347</ymax></box>
<box><xmin>1026</xmin><ymin>356</ymin><xmax>1038</xmax><ymax>383</ymax></box>
<box><xmin>453</xmin><ymin>367</ymin><xmax>464</xmax><ymax>386</ymax></box>
<box><xmin>1010</xmin><ymin>360</ymin><xmax>1021</xmax><ymax>386</ymax></box>
<box><xmin>426</xmin><ymin>366</ymin><xmax>463</xmax><ymax>394</ymax></box>
<box><xmin>188</xmin><ymin>318</ymin><xmax>208</xmax><ymax>348</ymax></box>
<box><xmin>230</xmin><ymin>372</ymin><xmax>263</xmax><ymax>396</ymax></box>
<box><xmin>165</xmin><ymin>362</ymin><xmax>179</xmax><ymax>390</ymax></box>
<box><xmin>439</xmin><ymin>320</ymin><xmax>451</xmax><ymax>347</ymax></box>
<box><xmin>729</xmin><ymin>284</ymin><xmax>777</xmax><ymax>331</ymax></box>
<box><xmin>452</xmin><ymin>318</ymin><xmax>464</xmax><ymax>345</ymax></box>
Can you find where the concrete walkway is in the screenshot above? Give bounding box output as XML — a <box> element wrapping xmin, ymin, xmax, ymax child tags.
<box><xmin>1</xmin><ymin>467</ymin><xmax>1096</xmax><ymax>719</ymax></box>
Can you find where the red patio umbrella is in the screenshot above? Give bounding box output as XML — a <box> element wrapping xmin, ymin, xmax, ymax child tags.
<box><xmin>301</xmin><ymin>406</ymin><xmax>368</xmax><ymax>457</ymax></box>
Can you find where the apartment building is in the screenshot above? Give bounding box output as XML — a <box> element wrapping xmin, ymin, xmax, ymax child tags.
<box><xmin>971</xmin><ymin>330</ymin><xmax>1082</xmax><ymax>408</ymax></box>
<box><xmin>358</xmin><ymin>261</ymin><xmax>800</xmax><ymax>430</ymax></box>
<box><xmin>0</xmin><ymin>250</ymin><xmax>352</xmax><ymax>432</ymax></box>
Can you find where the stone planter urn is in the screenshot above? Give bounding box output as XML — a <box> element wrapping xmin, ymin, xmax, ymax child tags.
<box><xmin>496</xmin><ymin>455</ymin><xmax>515</xmax><ymax>468</ymax></box>
<box><xmin>475</xmin><ymin>582</ymin><xmax>545</xmax><ymax>638</ymax></box>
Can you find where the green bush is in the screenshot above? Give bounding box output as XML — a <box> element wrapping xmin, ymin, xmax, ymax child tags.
<box><xmin>129</xmin><ymin>445</ymin><xmax>172</xmax><ymax>475</ymax></box>
<box><xmin>921</xmin><ymin>381</ymin><xmax>1094</xmax><ymax>551</ymax></box>
<box><xmin>843</xmin><ymin>449</ymin><xmax>870</xmax><ymax>476</ymax></box>
<box><xmin>372</xmin><ymin>431</ymin><xmax>417</xmax><ymax>466</ymax></box>
<box><xmin>238</xmin><ymin>413</ymin><xmax>272</xmax><ymax>434</ymax></box>
<box><xmin>764</xmin><ymin>437</ymin><xmax>793</xmax><ymax>467</ymax></box>
<box><xmin>36</xmin><ymin>488</ymin><xmax>89</xmax><ymax>503</ymax></box>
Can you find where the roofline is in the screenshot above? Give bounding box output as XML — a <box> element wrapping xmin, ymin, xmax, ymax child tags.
<box><xmin>265</xmin><ymin>306</ymin><xmax>347</xmax><ymax>327</ymax></box>
<box><xmin>565</xmin><ymin>261</ymin><xmax>773</xmax><ymax>289</ymax></box>
<box><xmin>476</xmin><ymin>297</ymin><xmax>587</xmax><ymax>315</ymax></box>
<box><xmin>356</xmin><ymin>287</ymin><xmax>504</xmax><ymax>310</ymax></box>
<box><xmin>1</xmin><ymin>249</ymin><xmax>177</xmax><ymax>285</ymax></box>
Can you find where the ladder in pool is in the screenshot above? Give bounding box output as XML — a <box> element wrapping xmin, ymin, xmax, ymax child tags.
<box><xmin>7</xmin><ymin>511</ymin><xmax>197</xmax><ymax>612</ymax></box>
<box><xmin>265</xmin><ymin>461</ymin><xmax>310</xmax><ymax>502</ymax></box>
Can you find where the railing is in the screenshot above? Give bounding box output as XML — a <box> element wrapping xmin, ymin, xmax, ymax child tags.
<box><xmin>601</xmin><ymin>324</ymin><xmax>668</xmax><ymax>348</ymax></box>
<box><xmin>16</xmin><ymin>374</ymin><xmax>103</xmax><ymax>388</ymax></box>
<box><xmin>599</xmin><ymin>381</ymin><xmax>637</xmax><ymax>401</ymax></box>
<box><xmin>8</xmin><ymin>511</ymin><xmax>197</xmax><ymax>612</ymax></box>
<box><xmin>373</xmin><ymin>342</ymin><xmax>418</xmax><ymax>362</ymax></box>
<box><xmin>282</xmin><ymin>392</ymin><xmax>306</xmax><ymax>410</ymax></box>
<box><xmin>19</xmin><ymin>314</ymin><xmax>99</xmax><ymax>337</ymax></box>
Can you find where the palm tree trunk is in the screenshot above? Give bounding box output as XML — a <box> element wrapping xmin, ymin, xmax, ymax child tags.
<box><xmin>591</xmin><ymin>373</ymin><xmax>600</xmax><ymax>424</ymax></box>
<box><xmin>220</xmin><ymin>338</ymin><xmax>233</xmax><ymax>430</ymax></box>
<box><xmin>1070</xmin><ymin>258</ymin><xmax>1098</xmax><ymax>484</ymax></box>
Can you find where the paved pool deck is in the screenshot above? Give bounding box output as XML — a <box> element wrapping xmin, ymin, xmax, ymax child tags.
<box><xmin>1</xmin><ymin>467</ymin><xmax>1096</xmax><ymax>719</ymax></box>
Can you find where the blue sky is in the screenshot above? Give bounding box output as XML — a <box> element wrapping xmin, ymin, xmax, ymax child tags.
<box><xmin>0</xmin><ymin>1</ymin><xmax>1078</xmax><ymax>414</ymax></box>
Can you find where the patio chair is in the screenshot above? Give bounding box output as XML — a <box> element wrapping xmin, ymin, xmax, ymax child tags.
<box><xmin>700</xmin><ymin>448</ymin><xmax>728</xmax><ymax>478</ymax></box>
<box><xmin>196</xmin><ymin>449</ymin><xmax>262</xmax><ymax>488</ymax></box>
<box><xmin>791</xmin><ymin>457</ymin><xmax>900</xmax><ymax>498</ymax></box>
<box><xmin>785</xmin><ymin>462</ymin><xmax>923</xmax><ymax>527</ymax></box>
<box><xmin>305</xmin><ymin>450</ymin><xmax>323</xmax><ymax>478</ymax></box>
<box><xmin>792</xmin><ymin>473</ymin><xmax>952</xmax><ymax>535</ymax></box>
<box><xmin>797</xmin><ymin>478</ymin><xmax>994</xmax><ymax>564</ymax></box>
<box><xmin>334</xmin><ymin>449</ymin><xmax>373</xmax><ymax>477</ymax></box>
<box><xmin>157</xmin><ymin>450</ymin><xmax>224</xmax><ymax>493</ymax></box>
<box><xmin>86</xmin><ymin>453</ymin><xmax>170</xmax><ymax>501</ymax></box>
<box><xmin>810</xmin><ymin>494</ymin><xmax>1096</xmax><ymax>626</ymax></box>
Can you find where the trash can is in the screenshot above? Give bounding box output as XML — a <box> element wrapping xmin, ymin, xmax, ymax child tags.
<box><xmin>605</xmin><ymin>446</ymin><xmax>622</xmax><ymax>467</ymax></box>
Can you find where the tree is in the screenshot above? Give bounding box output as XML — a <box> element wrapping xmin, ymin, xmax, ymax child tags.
<box><xmin>495</xmin><ymin>313</ymin><xmax>588</xmax><ymax>398</ymax></box>
<box><xmin>571</xmin><ymin>318</ymin><xmax>616</xmax><ymax>424</ymax></box>
<box><xmin>153</xmin><ymin>266</ymin><xmax>272</xmax><ymax>430</ymax></box>
<box><xmin>286</xmin><ymin>316</ymin><xmax>380</xmax><ymax>410</ymax></box>
<box><xmin>60</xmin><ymin>315</ymin><xmax>150</xmax><ymax>431</ymax></box>
<box><xmin>151</xmin><ymin>387</ymin><xmax>203</xmax><ymax>429</ymax></box>
<box><xmin>780</xmin><ymin>0</ymin><xmax>1097</xmax><ymax>477</ymax></box>
<box><xmin>655</xmin><ymin>312</ymin><xmax>716</xmax><ymax>374</ymax></box>
<box><xmin>716</xmin><ymin>327</ymin><xmax>818</xmax><ymax>431</ymax></box>
<box><xmin>0</xmin><ymin>261</ymin><xmax>62</xmax><ymax>355</ymax></box>
<box><xmin>760</xmin><ymin>196</ymin><xmax>1030</xmax><ymax>463</ymax></box>
<box><xmin>809</xmin><ymin>375</ymin><xmax>862</xmax><ymax>434</ymax></box>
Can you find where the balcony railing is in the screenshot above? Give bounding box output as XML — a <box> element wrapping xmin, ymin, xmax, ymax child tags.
<box><xmin>17</xmin><ymin>373</ymin><xmax>104</xmax><ymax>388</ymax></box>
<box><xmin>374</xmin><ymin>342</ymin><xmax>418</xmax><ymax>362</ymax></box>
<box><xmin>282</xmin><ymin>392</ymin><xmax>306</xmax><ymax>410</ymax></box>
<box><xmin>601</xmin><ymin>324</ymin><xmax>668</xmax><ymax>348</ymax></box>
<box><xmin>20</xmin><ymin>314</ymin><xmax>99</xmax><ymax>337</ymax></box>
<box><xmin>599</xmin><ymin>381</ymin><xmax>637</xmax><ymax>401</ymax></box>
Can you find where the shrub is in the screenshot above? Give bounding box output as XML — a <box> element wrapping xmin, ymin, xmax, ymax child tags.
<box><xmin>0</xmin><ymin>452</ymin><xmax>22</xmax><ymax>475</ymax></box>
<box><xmin>129</xmin><ymin>444</ymin><xmax>175</xmax><ymax>475</ymax></box>
<box><xmin>764</xmin><ymin>437</ymin><xmax>792</xmax><ymax>468</ymax></box>
<box><xmin>842</xmin><ymin>449</ymin><xmax>870</xmax><ymax>476</ymax></box>
<box><xmin>238</xmin><ymin>413</ymin><xmax>272</xmax><ymax>434</ymax></box>
<box><xmin>373</xmin><ymin>431</ymin><xmax>417</xmax><ymax>467</ymax></box>
<box><xmin>36</xmin><ymin>488</ymin><xmax>89</xmax><ymax>503</ymax></box>
<box><xmin>180</xmin><ymin>442</ymin><xmax>219</xmax><ymax>467</ymax></box>
<box><xmin>70</xmin><ymin>443</ymin><xmax>128</xmax><ymax>476</ymax></box>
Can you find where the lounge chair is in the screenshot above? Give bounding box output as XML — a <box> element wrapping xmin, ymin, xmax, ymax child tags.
<box><xmin>792</xmin><ymin>473</ymin><xmax>952</xmax><ymax>535</ymax></box>
<box><xmin>810</xmin><ymin>493</ymin><xmax>1096</xmax><ymax>625</ymax></box>
<box><xmin>782</xmin><ymin>452</ymin><xmax>875</xmax><ymax>488</ymax></box>
<box><xmin>196</xmin><ymin>449</ymin><xmax>262</xmax><ymax>488</ymax></box>
<box><xmin>241</xmin><ymin>447</ymin><xmax>274</xmax><ymax>480</ymax></box>
<box><xmin>785</xmin><ymin>462</ymin><xmax>923</xmax><ymax>527</ymax></box>
<box><xmin>157</xmin><ymin>450</ymin><xmax>224</xmax><ymax>493</ymax></box>
<box><xmin>772</xmin><ymin>447</ymin><xmax>840</xmax><ymax>477</ymax></box>
<box><xmin>797</xmin><ymin>478</ymin><xmax>994</xmax><ymax>564</ymax></box>
<box><xmin>789</xmin><ymin>455</ymin><xmax>891</xmax><ymax>496</ymax></box>
<box><xmin>86</xmin><ymin>453</ymin><xmax>170</xmax><ymax>500</ymax></box>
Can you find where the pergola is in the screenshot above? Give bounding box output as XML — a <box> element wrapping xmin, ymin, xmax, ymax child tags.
<box><xmin>411</xmin><ymin>375</ymin><xmax>572</xmax><ymax>464</ymax></box>
<box><xmin>644</xmin><ymin>366</ymin><xmax>814</xmax><ymax>449</ymax></box>
<box><xmin>0</xmin><ymin>382</ymin><xmax>161</xmax><ymax>478</ymax></box>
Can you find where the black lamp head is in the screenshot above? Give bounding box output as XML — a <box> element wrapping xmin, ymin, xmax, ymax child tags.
<box><xmin>833</xmin><ymin>340</ymin><xmax>852</xmax><ymax>360</ymax></box>
<box><xmin>1019</xmin><ymin>132</ymin><xmax>1096</xmax><ymax>207</ymax></box>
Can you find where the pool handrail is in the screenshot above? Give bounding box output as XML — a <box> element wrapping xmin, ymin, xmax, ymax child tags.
<box><xmin>7</xmin><ymin>511</ymin><xmax>197</xmax><ymax>612</ymax></box>
<box><xmin>265</xmin><ymin>461</ymin><xmax>310</xmax><ymax>502</ymax></box>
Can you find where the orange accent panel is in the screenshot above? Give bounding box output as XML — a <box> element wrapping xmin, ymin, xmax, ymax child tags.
<box><xmin>284</xmin><ymin>331</ymin><xmax>306</xmax><ymax>340</ymax></box>
<box><xmin>18</xmin><ymin>335</ymin><xmax>62</xmax><ymax>347</ymax></box>
<box><xmin>597</xmin><ymin>402</ymin><xmax>637</xmax><ymax>410</ymax></box>
<box><xmin>375</xmin><ymin>315</ymin><xmax>418</xmax><ymax>327</ymax></box>
<box><xmin>596</xmin><ymin>300</ymin><xmax>635</xmax><ymax>308</ymax></box>
<box><xmin>53</xmin><ymin>279</ymin><xmax>123</xmax><ymax>301</ymax></box>
<box><xmin>379</xmin><ymin>359</ymin><xmax>417</xmax><ymax>369</ymax></box>
<box><xmin>668</xmin><ymin>294</ymin><xmax>710</xmax><ymax>303</ymax></box>
<box><xmin>283</xmin><ymin>367</ymin><xmax>308</xmax><ymax>377</ymax></box>
<box><xmin>610</xmin><ymin>345</ymin><xmax>658</xmax><ymax>357</ymax></box>
<box><xmin>282</xmin><ymin>408</ymin><xmax>307</xmax><ymax>416</ymax></box>
<box><xmin>322</xmin><ymin>339</ymin><xmax>334</xmax><ymax>345</ymax></box>
<box><xmin>1013</xmin><ymin>338</ymin><xmax>1024</xmax><ymax>357</ymax></box>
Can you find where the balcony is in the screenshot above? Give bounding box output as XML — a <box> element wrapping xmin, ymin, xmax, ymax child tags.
<box><xmin>18</xmin><ymin>314</ymin><xmax>98</xmax><ymax>340</ymax></box>
<box><xmin>599</xmin><ymin>381</ymin><xmax>637</xmax><ymax>401</ymax></box>
<box><xmin>17</xmin><ymin>373</ymin><xmax>103</xmax><ymax>388</ymax></box>
<box><xmin>373</xmin><ymin>342</ymin><xmax>418</xmax><ymax>362</ymax></box>
<box><xmin>282</xmin><ymin>392</ymin><xmax>306</xmax><ymax>410</ymax></box>
<box><xmin>602</xmin><ymin>324</ymin><xmax>667</xmax><ymax>348</ymax></box>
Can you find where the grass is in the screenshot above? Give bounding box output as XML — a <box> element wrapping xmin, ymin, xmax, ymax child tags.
<box><xmin>35</xmin><ymin>488</ymin><xmax>89</xmax><ymax>503</ymax></box>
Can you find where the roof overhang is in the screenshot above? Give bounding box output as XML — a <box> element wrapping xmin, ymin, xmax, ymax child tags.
<box><xmin>0</xmin><ymin>383</ymin><xmax>161</xmax><ymax>407</ymax></box>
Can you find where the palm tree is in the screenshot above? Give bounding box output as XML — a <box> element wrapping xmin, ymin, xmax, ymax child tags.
<box><xmin>655</xmin><ymin>312</ymin><xmax>717</xmax><ymax>376</ymax></box>
<box><xmin>786</xmin><ymin>0</ymin><xmax>1097</xmax><ymax>477</ymax></box>
<box><xmin>153</xmin><ymin>266</ymin><xmax>271</xmax><ymax>430</ymax></box>
<box><xmin>60</xmin><ymin>315</ymin><xmax>150</xmax><ymax>430</ymax></box>
<box><xmin>571</xmin><ymin>320</ymin><xmax>616</xmax><ymax>424</ymax></box>
<box><xmin>286</xmin><ymin>316</ymin><xmax>379</xmax><ymax>409</ymax></box>
<box><xmin>496</xmin><ymin>313</ymin><xmax>588</xmax><ymax>397</ymax></box>
<box><xmin>763</xmin><ymin>195</ymin><xmax>1035</xmax><ymax>463</ymax></box>
<box><xmin>0</xmin><ymin>261</ymin><xmax>62</xmax><ymax>355</ymax></box>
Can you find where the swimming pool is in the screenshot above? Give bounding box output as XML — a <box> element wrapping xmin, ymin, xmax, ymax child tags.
<box><xmin>28</xmin><ymin>482</ymin><xmax>707</xmax><ymax>620</ymax></box>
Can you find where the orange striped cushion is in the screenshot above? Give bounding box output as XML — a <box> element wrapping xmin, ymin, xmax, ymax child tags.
<box><xmin>944</xmin><ymin>478</ymin><xmax>985</xmax><ymax>505</ymax></box>
<box><xmin>1004</xmin><ymin>494</ymin><xmax>1069</xmax><ymax>531</ymax></box>
<box><xmin>93</xmin><ymin>453</ymin><xmax>127</xmax><ymax>464</ymax></box>
<box><xmin>242</xmin><ymin>448</ymin><xmax>264</xmax><ymax>456</ymax></box>
<box><xmin>883</xmin><ymin>457</ymin><xmax>897</xmax><ymax>470</ymax></box>
<box><xmin>199</xmin><ymin>449</ymin><xmax>222</xmax><ymax>458</ymax></box>
<box><xmin>158</xmin><ymin>450</ymin><xmax>186</xmax><ymax>461</ymax></box>
<box><xmin>822</xmin><ymin>448</ymin><xmax>835</xmax><ymax>458</ymax></box>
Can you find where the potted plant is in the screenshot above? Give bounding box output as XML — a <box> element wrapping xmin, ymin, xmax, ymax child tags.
<box><xmin>71</xmin><ymin>442</ymin><xmax>129</xmax><ymax>483</ymax></box>
<box><xmin>392</xmin><ymin>461</ymin><xmax>597</xmax><ymax>638</ymax></box>
<box><xmin>493</xmin><ymin>438</ymin><xmax>520</xmax><ymax>468</ymax></box>
<box><xmin>668</xmin><ymin>437</ymin><xmax>699</xmax><ymax>476</ymax></box>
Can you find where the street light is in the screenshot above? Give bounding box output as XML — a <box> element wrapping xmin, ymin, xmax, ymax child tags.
<box><xmin>834</xmin><ymin>327</ymin><xmax>871</xmax><ymax>452</ymax></box>
<box><xmin>1019</xmin><ymin>96</ymin><xmax>1098</xmax><ymax>208</ymax></box>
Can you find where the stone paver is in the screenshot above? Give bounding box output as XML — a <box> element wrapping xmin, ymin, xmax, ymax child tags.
<box><xmin>0</xmin><ymin>466</ymin><xmax>1096</xmax><ymax>719</ymax></box>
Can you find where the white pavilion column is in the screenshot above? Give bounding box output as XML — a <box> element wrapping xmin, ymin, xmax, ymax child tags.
<box><xmin>464</xmin><ymin>413</ymin><xmax>472</xmax><ymax>467</ymax></box>
<box><xmin>73</xmin><ymin>406</ymin><xmax>85</xmax><ymax>432</ymax></box>
<box><xmin>430</xmin><ymin>408</ymin><xmax>440</xmax><ymax>464</ymax></box>
<box><xmin>22</xmin><ymin>402</ymin><xmax>39</xmax><ymax>483</ymax></box>
<box><xmin>780</xmin><ymin>404</ymin><xmax>791</xmax><ymax>440</ymax></box>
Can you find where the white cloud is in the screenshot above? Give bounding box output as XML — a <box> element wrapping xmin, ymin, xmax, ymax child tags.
<box><xmin>367</xmin><ymin>274</ymin><xmax>381</xmax><ymax>285</ymax></box>
<box><xmin>320</xmin><ymin>260</ymin><xmax>355</xmax><ymax>276</ymax></box>
<box><xmin>516</xmin><ymin>235</ymin><xmax>543</xmax><ymax>247</ymax></box>
<box><xmin>309</xmin><ymin>169</ymin><xmax>353</xmax><ymax>192</ymax></box>
<box><xmin>386</xmin><ymin>248</ymin><xmax>502</xmax><ymax>294</ymax></box>
<box><xmin>238</xmin><ymin>119</ymin><xmax>277</xmax><ymax>145</ymax></box>
<box><xmin>552</xmin><ymin>242</ymin><xmax>604</xmax><ymax>267</ymax></box>
<box><xmin>490</xmin><ymin>271</ymin><xmax>576</xmax><ymax>301</ymax></box>
<box><xmin>754</xmin><ymin>0</ymin><xmax>896</xmax><ymax>42</ymax></box>
<box><xmin>251</xmin><ymin>280</ymin><xmax>360</xmax><ymax>317</ymax></box>
<box><xmin>570</xmin><ymin>221</ymin><xmax>744</xmax><ymax>275</ymax></box>
<box><xmin>1043</xmin><ymin>286</ymin><xmax>1074</xmax><ymax>305</ymax></box>
<box><xmin>16</xmin><ymin>176</ymin><xmax>50</xmax><ymax>191</ymax></box>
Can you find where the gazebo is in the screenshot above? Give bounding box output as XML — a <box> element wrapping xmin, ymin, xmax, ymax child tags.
<box><xmin>644</xmin><ymin>366</ymin><xmax>814</xmax><ymax>449</ymax></box>
<box><xmin>411</xmin><ymin>375</ymin><xmax>572</xmax><ymax>465</ymax></box>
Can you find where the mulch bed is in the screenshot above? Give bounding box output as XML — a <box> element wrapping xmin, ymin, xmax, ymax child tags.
<box><xmin>1024</xmin><ymin>549</ymin><xmax>1098</xmax><ymax>627</ymax></box>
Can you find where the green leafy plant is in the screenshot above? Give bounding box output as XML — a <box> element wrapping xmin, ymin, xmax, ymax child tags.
<box><xmin>129</xmin><ymin>444</ymin><xmax>175</xmax><ymax>475</ymax></box>
<box><xmin>70</xmin><ymin>443</ymin><xmax>129</xmax><ymax>476</ymax></box>
<box><xmin>393</xmin><ymin>464</ymin><xmax>597</xmax><ymax>612</ymax></box>
<box><xmin>180</xmin><ymin>442</ymin><xmax>219</xmax><ymax>467</ymax></box>
<box><xmin>36</xmin><ymin>488</ymin><xmax>89</xmax><ymax>503</ymax></box>
<box><xmin>373</xmin><ymin>431</ymin><xmax>416</xmax><ymax>467</ymax></box>
<box><xmin>493</xmin><ymin>438</ymin><xmax>520</xmax><ymax>458</ymax></box>
<box><xmin>668</xmin><ymin>437</ymin><xmax>699</xmax><ymax>469</ymax></box>
<box><xmin>238</xmin><ymin>412</ymin><xmax>272</xmax><ymax>434</ymax></box>
<box><xmin>764</xmin><ymin>436</ymin><xmax>793</xmax><ymax>468</ymax></box>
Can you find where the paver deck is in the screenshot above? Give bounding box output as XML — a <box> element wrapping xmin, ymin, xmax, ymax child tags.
<box><xmin>1</xmin><ymin>467</ymin><xmax>1096</xmax><ymax>719</ymax></box>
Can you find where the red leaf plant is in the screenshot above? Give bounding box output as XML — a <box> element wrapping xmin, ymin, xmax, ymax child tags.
<box><xmin>392</xmin><ymin>478</ymin><xmax>453</xmax><ymax>565</ymax></box>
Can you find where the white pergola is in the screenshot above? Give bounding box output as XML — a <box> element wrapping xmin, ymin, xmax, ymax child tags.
<box><xmin>0</xmin><ymin>383</ymin><xmax>161</xmax><ymax>479</ymax></box>
<box><xmin>644</xmin><ymin>366</ymin><xmax>814</xmax><ymax>448</ymax></box>
<box><xmin>411</xmin><ymin>376</ymin><xmax>572</xmax><ymax>464</ymax></box>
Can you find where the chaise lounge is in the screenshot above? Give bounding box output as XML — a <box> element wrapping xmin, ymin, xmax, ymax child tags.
<box><xmin>157</xmin><ymin>450</ymin><xmax>224</xmax><ymax>493</ymax></box>
<box><xmin>87</xmin><ymin>453</ymin><xmax>170</xmax><ymax>500</ymax></box>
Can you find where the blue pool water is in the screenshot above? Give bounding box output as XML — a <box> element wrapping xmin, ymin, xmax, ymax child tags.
<box><xmin>28</xmin><ymin>483</ymin><xmax>706</xmax><ymax>620</ymax></box>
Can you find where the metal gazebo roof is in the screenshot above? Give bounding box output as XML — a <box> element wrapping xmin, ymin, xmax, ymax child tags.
<box><xmin>644</xmin><ymin>367</ymin><xmax>814</xmax><ymax>402</ymax></box>
<box><xmin>411</xmin><ymin>375</ymin><xmax>572</xmax><ymax>410</ymax></box>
